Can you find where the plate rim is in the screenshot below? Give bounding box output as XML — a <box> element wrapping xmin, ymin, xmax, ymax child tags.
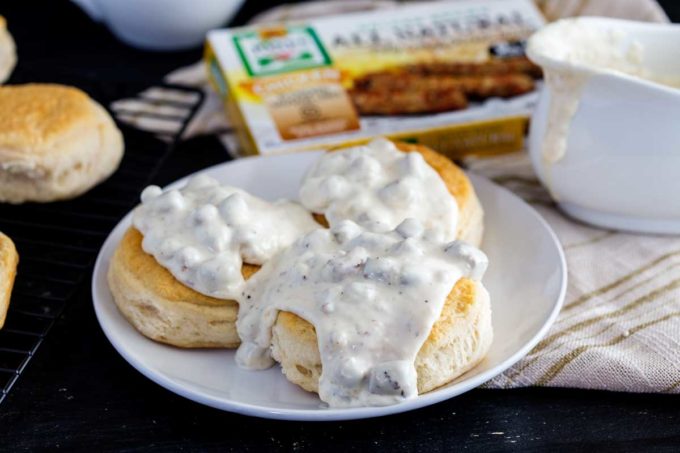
<box><xmin>92</xmin><ymin>154</ymin><xmax>567</xmax><ymax>421</ymax></box>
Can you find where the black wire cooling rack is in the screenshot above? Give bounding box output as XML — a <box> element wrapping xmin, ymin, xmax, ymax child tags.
<box><xmin>0</xmin><ymin>77</ymin><xmax>204</xmax><ymax>404</ymax></box>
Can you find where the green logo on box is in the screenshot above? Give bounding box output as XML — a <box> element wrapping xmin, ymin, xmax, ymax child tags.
<box><xmin>233</xmin><ymin>26</ymin><xmax>332</xmax><ymax>77</ymax></box>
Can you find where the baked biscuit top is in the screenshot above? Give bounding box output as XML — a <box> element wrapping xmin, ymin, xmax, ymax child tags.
<box><xmin>0</xmin><ymin>84</ymin><xmax>95</xmax><ymax>153</ymax></box>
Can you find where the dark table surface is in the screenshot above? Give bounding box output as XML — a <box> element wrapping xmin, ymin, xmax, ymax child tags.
<box><xmin>2</xmin><ymin>1</ymin><xmax>680</xmax><ymax>451</ymax></box>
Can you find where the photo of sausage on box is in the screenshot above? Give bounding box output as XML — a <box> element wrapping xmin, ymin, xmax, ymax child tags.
<box><xmin>350</xmin><ymin>54</ymin><xmax>542</xmax><ymax>116</ymax></box>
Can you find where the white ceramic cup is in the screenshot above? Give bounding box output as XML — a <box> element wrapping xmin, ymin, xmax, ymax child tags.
<box><xmin>71</xmin><ymin>0</ymin><xmax>246</xmax><ymax>51</ymax></box>
<box><xmin>527</xmin><ymin>18</ymin><xmax>680</xmax><ymax>234</ymax></box>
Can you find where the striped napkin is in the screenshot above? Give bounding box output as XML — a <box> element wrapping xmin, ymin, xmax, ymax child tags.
<box><xmin>112</xmin><ymin>0</ymin><xmax>679</xmax><ymax>394</ymax></box>
<box><xmin>465</xmin><ymin>152</ymin><xmax>680</xmax><ymax>393</ymax></box>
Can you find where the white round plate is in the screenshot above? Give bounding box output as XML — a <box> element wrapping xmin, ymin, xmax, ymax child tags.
<box><xmin>92</xmin><ymin>152</ymin><xmax>566</xmax><ymax>421</ymax></box>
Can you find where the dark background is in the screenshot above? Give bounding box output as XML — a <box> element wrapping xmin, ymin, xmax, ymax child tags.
<box><xmin>1</xmin><ymin>1</ymin><xmax>680</xmax><ymax>451</ymax></box>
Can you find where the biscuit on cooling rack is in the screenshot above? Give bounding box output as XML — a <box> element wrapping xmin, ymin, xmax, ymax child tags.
<box><xmin>0</xmin><ymin>84</ymin><xmax>124</xmax><ymax>203</ymax></box>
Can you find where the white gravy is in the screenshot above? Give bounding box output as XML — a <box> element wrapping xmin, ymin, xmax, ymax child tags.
<box><xmin>132</xmin><ymin>174</ymin><xmax>318</xmax><ymax>299</ymax></box>
<box><xmin>299</xmin><ymin>138</ymin><xmax>459</xmax><ymax>243</ymax></box>
<box><xmin>235</xmin><ymin>218</ymin><xmax>488</xmax><ymax>407</ymax></box>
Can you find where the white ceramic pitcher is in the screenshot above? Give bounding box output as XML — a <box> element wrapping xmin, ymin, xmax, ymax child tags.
<box><xmin>527</xmin><ymin>17</ymin><xmax>680</xmax><ymax>234</ymax></box>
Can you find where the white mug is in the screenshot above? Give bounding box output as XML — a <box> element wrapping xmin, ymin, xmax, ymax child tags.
<box><xmin>72</xmin><ymin>0</ymin><xmax>246</xmax><ymax>51</ymax></box>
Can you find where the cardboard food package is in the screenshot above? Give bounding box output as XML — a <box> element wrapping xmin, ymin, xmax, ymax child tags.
<box><xmin>205</xmin><ymin>0</ymin><xmax>545</xmax><ymax>158</ymax></box>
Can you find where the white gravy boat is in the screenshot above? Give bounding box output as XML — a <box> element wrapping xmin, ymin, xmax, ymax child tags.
<box><xmin>527</xmin><ymin>18</ymin><xmax>680</xmax><ymax>234</ymax></box>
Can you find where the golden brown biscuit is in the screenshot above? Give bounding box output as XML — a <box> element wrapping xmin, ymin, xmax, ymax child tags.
<box><xmin>395</xmin><ymin>142</ymin><xmax>483</xmax><ymax>246</ymax></box>
<box><xmin>0</xmin><ymin>84</ymin><xmax>124</xmax><ymax>203</ymax></box>
<box><xmin>271</xmin><ymin>277</ymin><xmax>493</xmax><ymax>395</ymax></box>
<box><xmin>274</xmin><ymin>141</ymin><xmax>489</xmax><ymax>397</ymax></box>
<box><xmin>107</xmin><ymin>227</ymin><xmax>259</xmax><ymax>348</ymax></box>
<box><xmin>0</xmin><ymin>231</ymin><xmax>18</xmax><ymax>329</ymax></box>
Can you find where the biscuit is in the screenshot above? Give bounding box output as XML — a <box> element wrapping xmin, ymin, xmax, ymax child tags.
<box><xmin>107</xmin><ymin>227</ymin><xmax>259</xmax><ymax>348</ymax></box>
<box><xmin>0</xmin><ymin>84</ymin><xmax>124</xmax><ymax>203</ymax></box>
<box><xmin>313</xmin><ymin>142</ymin><xmax>484</xmax><ymax>247</ymax></box>
<box><xmin>0</xmin><ymin>17</ymin><xmax>16</xmax><ymax>84</ymax></box>
<box><xmin>394</xmin><ymin>142</ymin><xmax>483</xmax><ymax>246</ymax></box>
<box><xmin>0</xmin><ymin>231</ymin><xmax>18</xmax><ymax>329</ymax></box>
<box><xmin>274</xmin><ymin>142</ymin><xmax>489</xmax><ymax>397</ymax></box>
<box><xmin>271</xmin><ymin>277</ymin><xmax>493</xmax><ymax>395</ymax></box>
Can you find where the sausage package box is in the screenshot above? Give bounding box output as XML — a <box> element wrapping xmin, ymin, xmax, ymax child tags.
<box><xmin>205</xmin><ymin>0</ymin><xmax>545</xmax><ymax>158</ymax></box>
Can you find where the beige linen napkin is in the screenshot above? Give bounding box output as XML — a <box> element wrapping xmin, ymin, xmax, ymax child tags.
<box><xmin>465</xmin><ymin>152</ymin><xmax>680</xmax><ymax>393</ymax></box>
<box><xmin>112</xmin><ymin>0</ymin><xmax>679</xmax><ymax>393</ymax></box>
